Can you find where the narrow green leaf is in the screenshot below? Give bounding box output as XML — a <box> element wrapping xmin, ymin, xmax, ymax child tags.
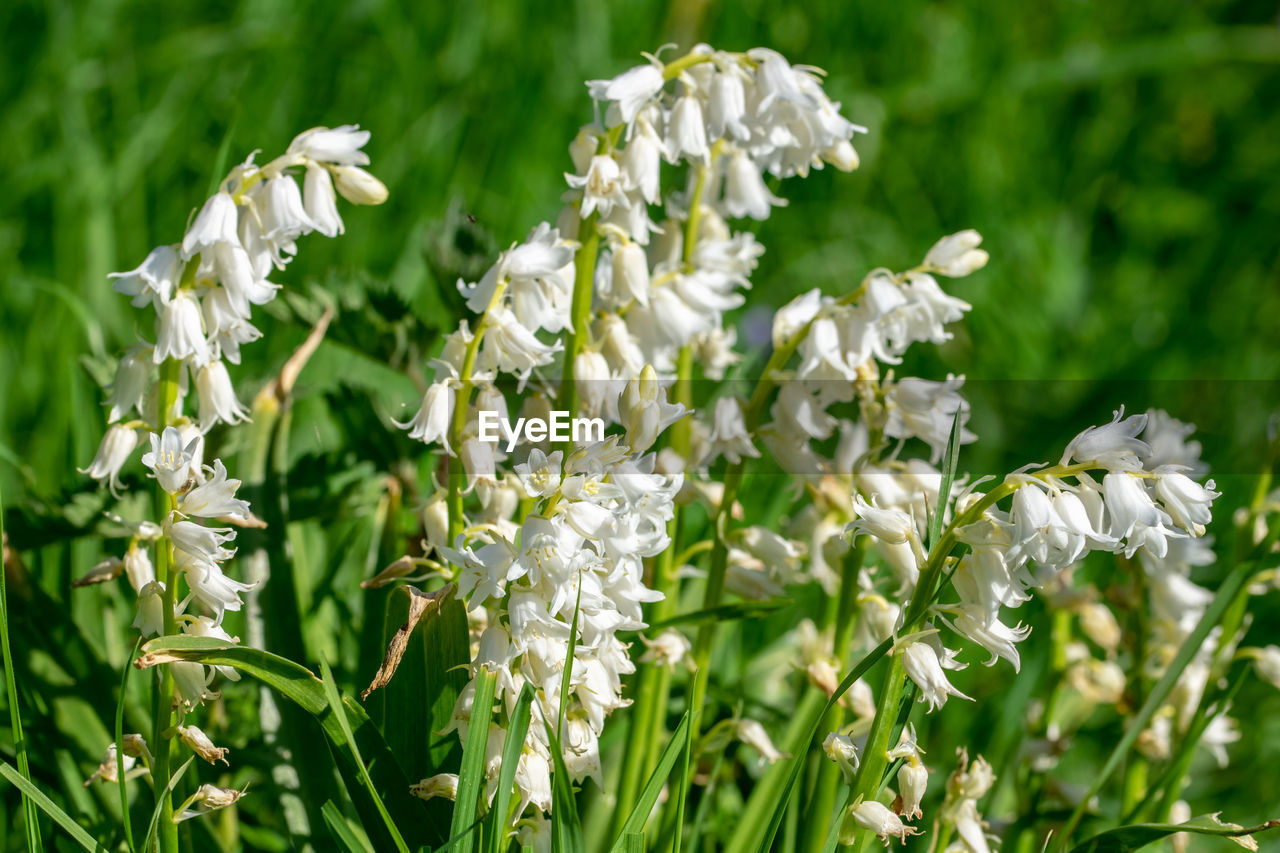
<box><xmin>544</xmin><ymin>720</ymin><xmax>585</xmax><ymax>853</ymax></box>
<box><xmin>136</xmin><ymin>636</ymin><xmax>440</xmax><ymax>848</ymax></box>
<box><xmin>320</xmin><ymin>659</ymin><xmax>411</xmax><ymax>853</ymax></box>
<box><xmin>624</xmin><ymin>832</ymin><xmax>644</xmax><ymax>853</ymax></box>
<box><xmin>322</xmin><ymin>801</ymin><xmax>374</xmax><ymax>853</ymax></box>
<box><xmin>671</xmin><ymin>707</ymin><xmax>695</xmax><ymax>853</ymax></box>
<box><xmin>1069</xmin><ymin>814</ymin><xmax>1280</xmax><ymax>853</ymax></box>
<box><xmin>0</xmin><ymin>762</ymin><xmax>102</xmax><ymax>852</ymax></box>
<box><xmin>558</xmin><ymin>582</ymin><xmax>583</xmax><ymax>741</ymax></box>
<box><xmin>1052</xmin><ymin>561</ymin><xmax>1253</xmax><ymax>852</ymax></box>
<box><xmin>115</xmin><ymin>638</ymin><xmax>142</xmax><ymax>853</ymax></box>
<box><xmin>0</xmin><ymin>484</ymin><xmax>42</xmax><ymax>853</ymax></box>
<box><xmin>928</xmin><ymin>407</ymin><xmax>965</xmax><ymax>550</ymax></box>
<box><xmin>141</xmin><ymin>756</ymin><xmax>194</xmax><ymax>853</ymax></box>
<box><xmin>487</xmin><ymin>682</ymin><xmax>536</xmax><ymax>853</ymax></box>
<box><xmin>609</xmin><ymin>711</ymin><xmax>692</xmax><ymax>852</ymax></box>
<box><xmin>753</xmin><ymin>636</ymin><xmax>894</xmax><ymax>853</ymax></box>
<box><xmin>452</xmin><ymin>667</ymin><xmax>498</xmax><ymax>853</ymax></box>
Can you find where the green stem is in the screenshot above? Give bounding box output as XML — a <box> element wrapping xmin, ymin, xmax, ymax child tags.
<box><xmin>846</xmin><ymin>656</ymin><xmax>907</xmax><ymax>852</ymax></box>
<box><xmin>152</xmin><ymin>357</ymin><xmax>182</xmax><ymax>853</ymax></box>
<box><xmin>801</xmin><ymin>542</ymin><xmax>866</xmax><ymax>852</ymax></box>
<box><xmin>448</xmin><ymin>281</ymin><xmax>508</xmax><ymax>542</ymax></box>
<box><xmin>556</xmin><ymin>213</ymin><xmax>600</xmax><ymax>417</ymax></box>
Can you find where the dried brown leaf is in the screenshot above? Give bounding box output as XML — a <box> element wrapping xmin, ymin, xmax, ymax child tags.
<box><xmin>361</xmin><ymin>583</ymin><xmax>457</xmax><ymax>700</ymax></box>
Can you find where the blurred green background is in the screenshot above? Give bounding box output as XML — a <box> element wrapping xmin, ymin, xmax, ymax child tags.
<box><xmin>1</xmin><ymin>0</ymin><xmax>1278</xmax><ymax>849</ymax></box>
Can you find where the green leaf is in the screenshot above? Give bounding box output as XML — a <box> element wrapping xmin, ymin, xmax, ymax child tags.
<box><xmin>0</xmin><ymin>484</ymin><xmax>42</xmax><ymax>853</ymax></box>
<box><xmin>320</xmin><ymin>659</ymin><xmax>410</xmax><ymax>853</ymax></box>
<box><xmin>608</xmin><ymin>711</ymin><xmax>692</xmax><ymax>852</ymax></box>
<box><xmin>1051</xmin><ymin>560</ymin><xmax>1254</xmax><ymax>852</ymax></box>
<box><xmin>544</xmin><ymin>720</ymin><xmax>585</xmax><ymax>853</ymax></box>
<box><xmin>321</xmin><ymin>800</ymin><xmax>374</xmax><ymax>853</ymax></box>
<box><xmin>1069</xmin><ymin>814</ymin><xmax>1280</xmax><ymax>853</ymax></box>
<box><xmin>114</xmin><ymin>638</ymin><xmax>142</xmax><ymax>853</ymax></box>
<box><xmin>135</xmin><ymin>636</ymin><xmax>440</xmax><ymax>849</ymax></box>
<box><xmin>0</xmin><ymin>762</ymin><xmax>102</xmax><ymax>851</ymax></box>
<box><xmin>928</xmin><ymin>407</ymin><xmax>965</xmax><ymax>550</ymax></box>
<box><xmin>141</xmin><ymin>757</ymin><xmax>194</xmax><ymax>853</ymax></box>
<box><xmin>367</xmin><ymin>589</ymin><xmax>470</xmax><ymax>778</ymax></box>
<box><xmin>451</xmin><ymin>666</ymin><xmax>498</xmax><ymax>853</ymax></box>
<box><xmin>487</xmin><ymin>682</ymin><xmax>536</xmax><ymax>853</ymax></box>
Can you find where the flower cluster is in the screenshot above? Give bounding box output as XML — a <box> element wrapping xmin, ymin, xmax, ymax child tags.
<box><xmin>82</xmin><ymin>126</ymin><xmax>387</xmax><ymax>493</ymax></box>
<box><xmin>77</xmin><ymin>127</ymin><xmax>386</xmax><ymax>817</ymax></box>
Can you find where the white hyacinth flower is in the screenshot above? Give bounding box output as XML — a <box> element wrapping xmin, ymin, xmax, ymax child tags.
<box><xmin>154</xmin><ymin>290</ymin><xmax>210</xmax><ymax>366</ymax></box>
<box><xmin>195</xmin><ymin>360</ymin><xmax>249</xmax><ymax>430</ymax></box>
<box><xmin>842</xmin><ymin>797</ymin><xmax>921</xmax><ymax>845</ymax></box>
<box><xmin>80</xmin><ymin>423</ymin><xmax>139</xmax><ymax>495</ymax></box>
<box><xmin>141</xmin><ymin>427</ymin><xmax>202</xmax><ymax>495</ymax></box>
<box><xmin>586</xmin><ymin>63</ymin><xmax>664</xmax><ymax>126</ymax></box>
<box><xmin>110</xmin><ymin>245</ymin><xmax>182</xmax><ymax>309</ymax></box>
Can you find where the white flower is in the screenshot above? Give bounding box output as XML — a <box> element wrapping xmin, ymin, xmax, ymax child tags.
<box><xmin>665</xmin><ymin>94</ymin><xmax>710</xmax><ymax>165</ymax></box>
<box><xmin>395</xmin><ymin>379</ymin><xmax>456</xmax><ymax>451</ymax></box>
<box><xmin>514</xmin><ymin>449</ymin><xmax>563</xmax><ymax>498</ymax></box>
<box><xmin>848</xmin><ymin>496</ymin><xmax>917</xmax><ymax>545</ymax></box>
<box><xmin>923</xmin><ymin>229</ymin><xmax>988</xmax><ymax>277</ymax></box>
<box><xmin>896</xmin><ymin>759</ymin><xmax>928</xmax><ymax>820</ymax></box>
<box><xmin>176</xmin><ymin>783</ymin><xmax>248</xmax><ymax>822</ymax></box>
<box><xmin>287</xmin><ymin>124</ymin><xmax>372</xmax><ymax>166</ymax></box>
<box><xmin>619</xmin><ymin>366</ymin><xmax>687</xmax><ymax>453</ymax></box>
<box><xmin>141</xmin><ymin>427</ymin><xmax>202</xmax><ymax>495</ymax></box>
<box><xmin>586</xmin><ymin>63</ymin><xmax>664</xmax><ymax>125</ymax></box>
<box><xmin>565</xmin><ymin>155</ymin><xmax>630</xmax><ymax>220</ymax></box>
<box><xmin>132</xmin><ymin>581</ymin><xmax>166</xmax><ymax>637</ymax></box>
<box><xmin>639</xmin><ymin>629</ymin><xmax>693</xmax><ymax>669</ymax></box>
<box><xmin>179</xmin><ymin>459</ymin><xmax>250</xmax><ymax>519</ymax></box>
<box><xmin>944</xmin><ymin>604</ymin><xmax>1031</xmax><ymax>671</ymax></box>
<box><xmin>303</xmin><ymin>164</ymin><xmax>344</xmax><ymax>237</ymax></box>
<box><xmin>701</xmin><ymin>397</ymin><xmax>759</xmax><ymax>465</ymax></box>
<box><xmin>195</xmin><ymin>360</ymin><xmax>249</xmax><ymax>430</ymax></box>
<box><xmin>610</xmin><ymin>240</ymin><xmax>650</xmax><ymax>306</ymax></box>
<box><xmin>899</xmin><ymin>634</ymin><xmax>971</xmax><ymax>713</ymax></box>
<box><xmin>177</xmin><ymin>725</ymin><xmax>230</xmax><ymax>765</ymax></box>
<box><xmin>103</xmin><ymin>347</ymin><xmax>153</xmax><ymax>423</ymax></box>
<box><xmin>123</xmin><ymin>544</ymin><xmax>155</xmax><ymax>592</ymax></box>
<box><xmin>723</xmin><ymin>151</ymin><xmax>786</xmax><ymax>220</ymax></box>
<box><xmin>708</xmin><ymin>70</ymin><xmax>750</xmax><ymax>141</ymax></box>
<box><xmin>1062</xmin><ymin>409</ymin><xmax>1151</xmax><ymax>471</ymax></box>
<box><xmin>822</xmin><ymin>733</ymin><xmax>860</xmax><ymax>783</ymax></box>
<box><xmin>84</xmin><ymin>743</ymin><xmax>138</xmax><ymax>786</ymax></box>
<box><xmin>410</xmin><ymin>773</ymin><xmax>459</xmax><ymax>802</ymax></box>
<box><xmin>332</xmin><ymin>165</ymin><xmax>389</xmax><ymax>205</ymax></box>
<box><xmin>181</xmin><ymin>192</ymin><xmax>239</xmax><ymax>260</ymax></box>
<box><xmin>843</xmin><ymin>798</ymin><xmax>921</xmax><ymax>845</ymax></box>
<box><xmin>480</xmin><ymin>306</ymin><xmax>563</xmax><ymax>380</ymax></box>
<box><xmin>619</xmin><ymin>118</ymin><xmax>664</xmax><ymax>204</ymax></box>
<box><xmin>1154</xmin><ymin>466</ymin><xmax>1218</xmax><ymax>536</ymax></box>
<box><xmin>1250</xmin><ymin>646</ymin><xmax>1280</xmax><ymax>690</ymax></box>
<box><xmin>110</xmin><ymin>245</ymin><xmax>182</xmax><ymax>308</ymax></box>
<box><xmin>883</xmin><ymin>375</ymin><xmax>975</xmax><ymax>464</ymax></box>
<box><xmin>1102</xmin><ymin>472</ymin><xmax>1184</xmax><ymax>558</ymax></box>
<box><xmin>773</xmin><ymin>289</ymin><xmax>824</xmax><ymax>347</ymax></box>
<box><xmin>80</xmin><ymin>423</ymin><xmax>139</xmax><ymax>495</ymax></box>
<box><xmin>736</xmin><ymin>718</ymin><xmax>786</xmax><ymax>766</ymax></box>
<box><xmin>154</xmin><ymin>290</ymin><xmax>210</xmax><ymax>366</ymax></box>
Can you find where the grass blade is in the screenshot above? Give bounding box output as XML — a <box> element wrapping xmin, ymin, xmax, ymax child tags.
<box><xmin>322</xmin><ymin>800</ymin><xmax>374</xmax><ymax>853</ymax></box>
<box><xmin>0</xmin><ymin>484</ymin><xmax>42</xmax><ymax>852</ymax></box>
<box><xmin>558</xmin><ymin>582</ymin><xmax>582</xmax><ymax>741</ymax></box>
<box><xmin>608</xmin><ymin>711</ymin><xmax>692</xmax><ymax>852</ymax></box>
<box><xmin>320</xmin><ymin>659</ymin><xmax>410</xmax><ymax>853</ymax></box>
<box><xmin>544</xmin><ymin>720</ymin><xmax>585</xmax><ymax>853</ymax></box>
<box><xmin>1069</xmin><ymin>814</ymin><xmax>1280</xmax><ymax>853</ymax></box>
<box><xmin>928</xmin><ymin>407</ymin><xmax>965</xmax><ymax>551</ymax></box>
<box><xmin>487</xmin><ymin>681</ymin><xmax>535</xmax><ymax>853</ymax></box>
<box><xmin>451</xmin><ymin>666</ymin><xmax>498</xmax><ymax>853</ymax></box>
<box><xmin>135</xmin><ymin>636</ymin><xmax>439</xmax><ymax>847</ymax></box>
<box><xmin>0</xmin><ymin>762</ymin><xmax>103</xmax><ymax>851</ymax></box>
<box><xmin>1051</xmin><ymin>560</ymin><xmax>1253</xmax><ymax>851</ymax></box>
<box><xmin>115</xmin><ymin>638</ymin><xmax>142</xmax><ymax>853</ymax></box>
<box><xmin>141</xmin><ymin>756</ymin><xmax>194</xmax><ymax>853</ymax></box>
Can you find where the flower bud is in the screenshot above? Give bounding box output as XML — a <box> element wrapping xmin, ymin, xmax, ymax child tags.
<box><xmin>177</xmin><ymin>725</ymin><xmax>230</xmax><ymax>766</ymax></box>
<box><xmin>410</xmin><ymin>773</ymin><xmax>459</xmax><ymax>802</ymax></box>
<box><xmin>896</xmin><ymin>760</ymin><xmax>928</xmax><ymax>819</ymax></box>
<box><xmin>133</xmin><ymin>581</ymin><xmax>167</xmax><ymax>637</ymax></box>
<box><xmin>822</xmin><ymin>733</ymin><xmax>860</xmax><ymax>783</ymax></box>
<box><xmin>332</xmin><ymin>165</ymin><xmax>389</xmax><ymax>205</ymax></box>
